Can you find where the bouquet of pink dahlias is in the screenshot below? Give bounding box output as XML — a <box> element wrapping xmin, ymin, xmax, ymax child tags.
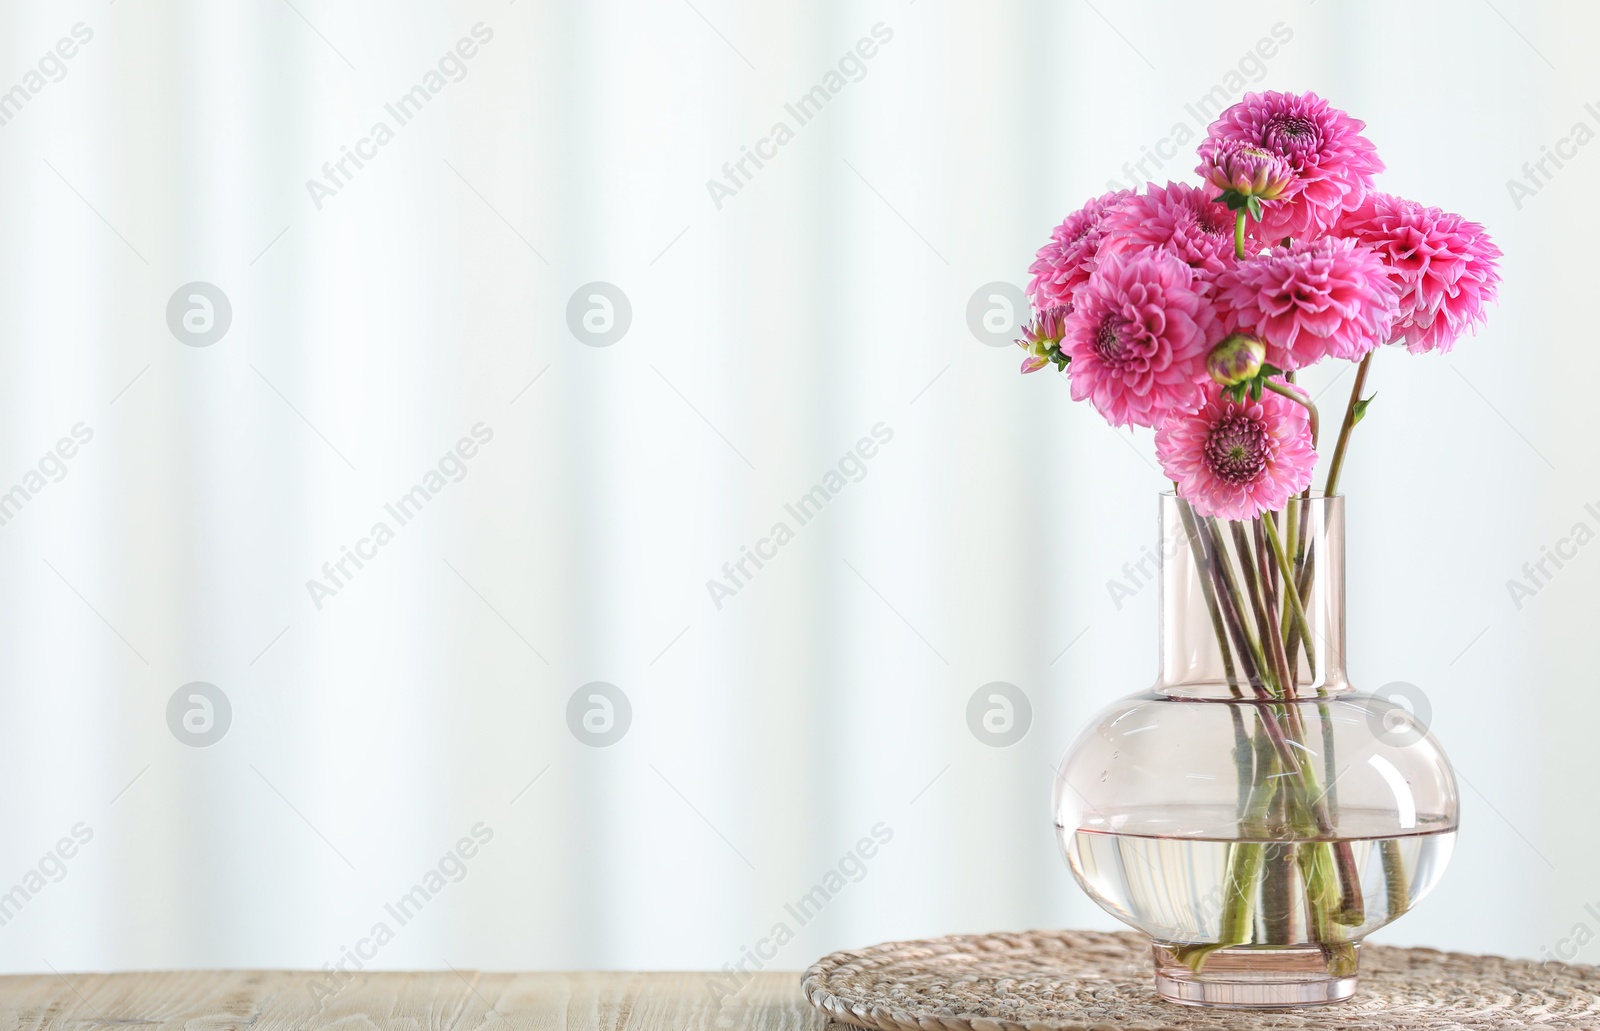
<box><xmin>1019</xmin><ymin>91</ymin><xmax>1502</xmax><ymax>987</ymax></box>
<box><xmin>1019</xmin><ymin>89</ymin><xmax>1500</xmax><ymax>520</ymax></box>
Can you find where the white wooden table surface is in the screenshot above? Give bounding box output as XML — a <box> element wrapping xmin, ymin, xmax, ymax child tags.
<box><xmin>0</xmin><ymin>970</ymin><xmax>830</xmax><ymax>1031</ymax></box>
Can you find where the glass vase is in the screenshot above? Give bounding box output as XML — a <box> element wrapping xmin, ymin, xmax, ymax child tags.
<box><xmin>1053</xmin><ymin>493</ymin><xmax>1458</xmax><ymax>1009</ymax></box>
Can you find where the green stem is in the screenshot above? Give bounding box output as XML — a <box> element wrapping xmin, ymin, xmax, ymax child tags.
<box><xmin>1237</xmin><ymin>546</ymin><xmax>1364</xmax><ymax>929</ymax></box>
<box><xmin>1283</xmin><ymin>537</ymin><xmax>1316</xmax><ymax>687</ymax></box>
<box><xmin>1322</xmin><ymin>352</ymin><xmax>1374</xmax><ymax>498</ymax></box>
<box><xmin>1176</xmin><ymin>497</ymin><xmax>1241</xmax><ymax>697</ymax></box>
<box><xmin>1232</xmin><ymin>521</ymin><xmax>1293</xmax><ymax>699</ymax></box>
<box><xmin>1278</xmin><ymin>505</ymin><xmax>1300</xmax><ymax>661</ymax></box>
<box><xmin>1298</xmin><ymin>842</ymin><xmax>1359</xmax><ymax>975</ymax></box>
<box><xmin>1279</xmin><ymin>527</ymin><xmax>1343</xmax><ymax>821</ymax></box>
<box><xmin>1176</xmin><ymin>497</ymin><xmax>1254</xmax><ymax>821</ymax></box>
<box><xmin>1261</xmin><ymin>376</ymin><xmax>1320</xmax><ymax>448</ymax></box>
<box><xmin>1262</xmin><ymin>514</ymin><xmax>1317</xmax><ymax>677</ymax></box>
<box><xmin>1252</xmin><ymin>519</ymin><xmax>1294</xmax><ymax>694</ymax></box>
<box><xmin>1381</xmin><ymin>839</ymin><xmax>1410</xmax><ymax>918</ymax></box>
<box><xmin>1199</xmin><ymin>518</ymin><xmax>1271</xmax><ymax>695</ymax></box>
<box><xmin>1181</xmin><ymin>518</ymin><xmax>1365</xmax><ymax>974</ymax></box>
<box><xmin>1234</xmin><ymin>210</ymin><xmax>1247</xmax><ymax>260</ymax></box>
<box><xmin>1261</xmin><ymin>840</ymin><xmax>1296</xmax><ymax>945</ymax></box>
<box><xmin>1177</xmin><ymin>717</ymin><xmax>1282</xmax><ymax>969</ymax></box>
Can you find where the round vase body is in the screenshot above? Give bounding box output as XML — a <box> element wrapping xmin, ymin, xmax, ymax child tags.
<box><xmin>1053</xmin><ymin>495</ymin><xmax>1458</xmax><ymax>1008</ymax></box>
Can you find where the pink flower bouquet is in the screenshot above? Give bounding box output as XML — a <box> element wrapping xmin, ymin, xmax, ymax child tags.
<box><xmin>1019</xmin><ymin>90</ymin><xmax>1501</xmax><ymax>519</ymax></box>
<box><xmin>1020</xmin><ymin>91</ymin><xmax>1502</xmax><ymax>995</ymax></box>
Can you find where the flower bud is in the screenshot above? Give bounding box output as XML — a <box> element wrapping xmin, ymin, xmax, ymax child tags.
<box><xmin>1015</xmin><ymin>305</ymin><xmax>1070</xmax><ymax>374</ymax></box>
<box><xmin>1207</xmin><ymin>333</ymin><xmax>1266</xmax><ymax>387</ymax></box>
<box><xmin>1200</xmin><ymin>144</ymin><xmax>1294</xmax><ymax>201</ymax></box>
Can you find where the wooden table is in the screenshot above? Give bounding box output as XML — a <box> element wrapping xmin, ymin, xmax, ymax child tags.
<box><xmin>0</xmin><ymin>971</ymin><xmax>829</xmax><ymax>1030</ymax></box>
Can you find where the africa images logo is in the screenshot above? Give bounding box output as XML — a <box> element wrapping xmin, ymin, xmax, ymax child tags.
<box><xmin>705</xmin><ymin>22</ymin><xmax>894</xmax><ymax>210</ymax></box>
<box><xmin>304</xmin><ymin>23</ymin><xmax>495</xmax><ymax>210</ymax></box>
<box><xmin>705</xmin><ymin>422</ymin><xmax>893</xmax><ymax>609</ymax></box>
<box><xmin>0</xmin><ymin>423</ymin><xmax>94</xmax><ymax>529</ymax></box>
<box><xmin>306</xmin><ymin>423</ymin><xmax>495</xmax><ymax>609</ymax></box>
<box><xmin>0</xmin><ymin>22</ymin><xmax>94</xmax><ymax>129</ymax></box>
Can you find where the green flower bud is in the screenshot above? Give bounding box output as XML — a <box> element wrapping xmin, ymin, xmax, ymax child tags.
<box><xmin>1207</xmin><ymin>334</ymin><xmax>1266</xmax><ymax>387</ymax></box>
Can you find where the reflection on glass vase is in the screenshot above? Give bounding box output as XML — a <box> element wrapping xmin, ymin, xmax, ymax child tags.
<box><xmin>1054</xmin><ymin>493</ymin><xmax>1458</xmax><ymax>1009</ymax></box>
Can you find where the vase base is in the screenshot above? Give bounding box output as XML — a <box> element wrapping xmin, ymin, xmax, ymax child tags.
<box><xmin>1151</xmin><ymin>943</ymin><xmax>1359</xmax><ymax>1009</ymax></box>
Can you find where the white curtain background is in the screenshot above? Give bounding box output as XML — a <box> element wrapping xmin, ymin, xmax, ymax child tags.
<box><xmin>0</xmin><ymin>0</ymin><xmax>1594</xmax><ymax>976</ymax></box>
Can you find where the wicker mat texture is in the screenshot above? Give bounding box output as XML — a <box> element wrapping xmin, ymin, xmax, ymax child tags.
<box><xmin>802</xmin><ymin>929</ymin><xmax>1600</xmax><ymax>1030</ymax></box>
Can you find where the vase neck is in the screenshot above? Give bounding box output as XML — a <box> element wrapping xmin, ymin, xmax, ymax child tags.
<box><xmin>1156</xmin><ymin>493</ymin><xmax>1349</xmax><ymax>699</ymax></box>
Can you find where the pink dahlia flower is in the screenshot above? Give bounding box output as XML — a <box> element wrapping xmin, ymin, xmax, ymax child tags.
<box><xmin>1028</xmin><ymin>189</ymin><xmax>1135</xmax><ymax>310</ymax></box>
<box><xmin>1156</xmin><ymin>384</ymin><xmax>1317</xmax><ymax>521</ymax></box>
<box><xmin>1198</xmin><ymin>91</ymin><xmax>1383</xmax><ymax>241</ymax></box>
<box><xmin>1336</xmin><ymin>193</ymin><xmax>1502</xmax><ymax>354</ymax></box>
<box><xmin>1214</xmin><ymin>237</ymin><xmax>1398</xmax><ymax>370</ymax></box>
<box><xmin>1061</xmin><ymin>249</ymin><xmax>1218</xmax><ymax>428</ymax></box>
<box><xmin>1098</xmin><ymin>181</ymin><xmax>1239</xmax><ymax>278</ymax></box>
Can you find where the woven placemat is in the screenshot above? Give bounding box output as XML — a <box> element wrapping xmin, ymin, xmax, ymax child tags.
<box><xmin>801</xmin><ymin>929</ymin><xmax>1600</xmax><ymax>1030</ymax></box>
